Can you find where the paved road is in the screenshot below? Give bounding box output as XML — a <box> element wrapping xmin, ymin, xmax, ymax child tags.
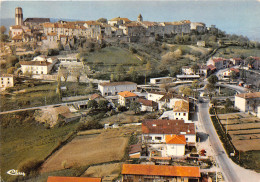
<box><xmin>199</xmin><ymin>101</ymin><xmax>240</xmax><ymax>182</ymax></box>
<box><xmin>199</xmin><ymin>101</ymin><xmax>260</xmax><ymax>182</ymax></box>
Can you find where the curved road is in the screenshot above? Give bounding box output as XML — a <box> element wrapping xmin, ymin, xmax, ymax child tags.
<box><xmin>199</xmin><ymin>101</ymin><xmax>260</xmax><ymax>182</ymax></box>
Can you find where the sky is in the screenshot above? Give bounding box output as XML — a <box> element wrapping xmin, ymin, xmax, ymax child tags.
<box><xmin>1</xmin><ymin>0</ymin><xmax>260</xmax><ymax>40</ymax></box>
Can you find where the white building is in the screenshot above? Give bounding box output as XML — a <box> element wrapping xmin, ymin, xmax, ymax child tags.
<box><xmin>138</xmin><ymin>98</ymin><xmax>158</xmax><ymax>112</ymax></box>
<box><xmin>182</xmin><ymin>65</ymin><xmax>208</xmax><ymax>76</ymax></box>
<box><xmin>172</xmin><ymin>100</ymin><xmax>189</xmax><ymax>122</ymax></box>
<box><xmin>150</xmin><ymin>77</ymin><xmax>174</xmax><ymax>85</ymax></box>
<box><xmin>118</xmin><ymin>91</ymin><xmax>138</xmax><ymax>107</ymax></box>
<box><xmin>142</xmin><ymin>119</ymin><xmax>196</xmax><ymax>146</ymax></box>
<box><xmin>235</xmin><ymin>92</ymin><xmax>260</xmax><ymax>113</ymax></box>
<box><xmin>142</xmin><ymin>119</ymin><xmax>196</xmax><ymax>157</ymax></box>
<box><xmin>20</xmin><ymin>55</ymin><xmax>57</xmax><ymax>75</ymax></box>
<box><xmin>98</xmin><ymin>81</ymin><xmax>137</xmax><ymax>96</ymax></box>
<box><xmin>0</xmin><ymin>74</ymin><xmax>14</xmax><ymax>91</ymax></box>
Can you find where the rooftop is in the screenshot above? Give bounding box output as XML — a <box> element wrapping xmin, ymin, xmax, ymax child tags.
<box><xmin>236</xmin><ymin>92</ymin><xmax>260</xmax><ymax>99</ymax></box>
<box><xmin>138</xmin><ymin>98</ymin><xmax>158</xmax><ymax>107</ymax></box>
<box><xmin>165</xmin><ymin>135</ymin><xmax>186</xmax><ymax>144</ymax></box>
<box><xmin>118</xmin><ymin>91</ymin><xmax>138</xmax><ymax>98</ymax></box>
<box><xmin>99</xmin><ymin>81</ymin><xmax>136</xmax><ymax>87</ymax></box>
<box><xmin>19</xmin><ymin>61</ymin><xmax>51</xmax><ymax>66</ymax></box>
<box><xmin>142</xmin><ymin>119</ymin><xmax>195</xmax><ymax>135</ymax></box>
<box><xmin>173</xmin><ymin>100</ymin><xmax>189</xmax><ymax>112</ymax></box>
<box><xmin>129</xmin><ymin>143</ymin><xmax>142</xmax><ymax>154</ymax></box>
<box><xmin>47</xmin><ymin>176</ymin><xmax>102</xmax><ymax>182</ymax></box>
<box><xmin>121</xmin><ymin>164</ymin><xmax>200</xmax><ymax>178</ymax></box>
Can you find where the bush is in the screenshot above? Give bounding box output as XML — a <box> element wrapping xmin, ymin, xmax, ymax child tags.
<box><xmin>117</xmin><ymin>106</ymin><xmax>127</xmax><ymax>112</ymax></box>
<box><xmin>76</xmin><ymin>119</ymin><xmax>103</xmax><ymax>131</ymax></box>
<box><xmin>18</xmin><ymin>158</ymin><xmax>44</xmax><ymax>175</ymax></box>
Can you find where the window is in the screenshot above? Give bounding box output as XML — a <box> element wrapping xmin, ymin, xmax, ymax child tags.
<box><xmin>183</xmin><ymin>113</ymin><xmax>186</xmax><ymax>116</ymax></box>
<box><xmin>155</xmin><ymin>136</ymin><xmax>162</xmax><ymax>140</ymax></box>
<box><xmin>186</xmin><ymin>138</ymin><xmax>188</xmax><ymax>141</ymax></box>
<box><xmin>176</xmin><ymin>118</ymin><xmax>178</xmax><ymax>120</ymax></box>
<box><xmin>179</xmin><ymin>113</ymin><xmax>180</xmax><ymax>116</ymax></box>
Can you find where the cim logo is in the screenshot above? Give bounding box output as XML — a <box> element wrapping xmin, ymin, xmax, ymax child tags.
<box><xmin>6</xmin><ymin>169</ymin><xmax>25</xmax><ymax>176</ymax></box>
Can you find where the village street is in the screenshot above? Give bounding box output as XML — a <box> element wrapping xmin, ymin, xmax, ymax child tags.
<box><xmin>198</xmin><ymin>101</ymin><xmax>260</xmax><ymax>182</ymax></box>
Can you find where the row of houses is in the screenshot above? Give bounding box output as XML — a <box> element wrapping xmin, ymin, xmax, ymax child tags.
<box><xmin>207</xmin><ymin>57</ymin><xmax>260</xmax><ymax>70</ymax></box>
<box><xmin>10</xmin><ymin>9</ymin><xmax>207</xmax><ymax>44</ymax></box>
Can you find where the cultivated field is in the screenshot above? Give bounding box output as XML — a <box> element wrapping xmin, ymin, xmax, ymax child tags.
<box><xmin>218</xmin><ymin>113</ymin><xmax>260</xmax><ymax>151</ymax></box>
<box><xmin>40</xmin><ymin>126</ymin><xmax>140</xmax><ymax>173</ymax></box>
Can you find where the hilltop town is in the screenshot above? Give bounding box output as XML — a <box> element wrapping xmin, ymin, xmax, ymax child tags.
<box><xmin>0</xmin><ymin>7</ymin><xmax>260</xmax><ymax>182</ymax></box>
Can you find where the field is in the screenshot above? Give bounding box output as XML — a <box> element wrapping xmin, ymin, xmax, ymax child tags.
<box><xmin>214</xmin><ymin>46</ymin><xmax>260</xmax><ymax>58</ymax></box>
<box><xmin>218</xmin><ymin>113</ymin><xmax>260</xmax><ymax>151</ymax></box>
<box><xmin>85</xmin><ymin>46</ymin><xmax>141</xmax><ymax>66</ymax></box>
<box><xmin>0</xmin><ymin>81</ymin><xmax>91</xmax><ymax>111</ymax></box>
<box><xmin>40</xmin><ymin>126</ymin><xmax>141</xmax><ymax>173</ymax></box>
<box><xmin>0</xmin><ymin>111</ymin><xmax>78</xmax><ymax>181</ymax></box>
<box><xmin>82</xmin><ymin>163</ymin><xmax>122</xmax><ymax>181</ymax></box>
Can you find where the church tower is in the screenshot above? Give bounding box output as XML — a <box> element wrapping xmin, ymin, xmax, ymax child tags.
<box><xmin>15</xmin><ymin>7</ymin><xmax>23</xmax><ymax>25</ymax></box>
<box><xmin>137</xmin><ymin>14</ymin><xmax>143</xmax><ymax>22</ymax></box>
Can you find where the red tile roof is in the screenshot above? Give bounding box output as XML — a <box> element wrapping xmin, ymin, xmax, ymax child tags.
<box><xmin>138</xmin><ymin>98</ymin><xmax>158</xmax><ymax>107</ymax></box>
<box><xmin>230</xmin><ymin>68</ymin><xmax>240</xmax><ymax>73</ymax></box>
<box><xmin>165</xmin><ymin>135</ymin><xmax>186</xmax><ymax>144</ymax></box>
<box><xmin>90</xmin><ymin>93</ymin><xmax>103</xmax><ymax>100</ymax></box>
<box><xmin>207</xmin><ymin>64</ymin><xmax>216</xmax><ymax>70</ymax></box>
<box><xmin>118</xmin><ymin>91</ymin><xmax>137</xmax><ymax>98</ymax></box>
<box><xmin>142</xmin><ymin>119</ymin><xmax>195</xmax><ymax>135</ymax></box>
<box><xmin>129</xmin><ymin>143</ymin><xmax>142</xmax><ymax>154</ymax></box>
<box><xmin>47</xmin><ymin>176</ymin><xmax>102</xmax><ymax>182</ymax></box>
<box><xmin>121</xmin><ymin>164</ymin><xmax>200</xmax><ymax>178</ymax></box>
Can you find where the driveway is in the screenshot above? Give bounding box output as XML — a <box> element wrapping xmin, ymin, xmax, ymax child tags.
<box><xmin>198</xmin><ymin>101</ymin><xmax>260</xmax><ymax>182</ymax></box>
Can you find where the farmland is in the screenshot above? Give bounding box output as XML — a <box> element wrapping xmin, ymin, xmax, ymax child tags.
<box><xmin>40</xmin><ymin>126</ymin><xmax>141</xmax><ymax>173</ymax></box>
<box><xmin>0</xmin><ymin>110</ymin><xmax>78</xmax><ymax>181</ymax></box>
<box><xmin>218</xmin><ymin>113</ymin><xmax>260</xmax><ymax>151</ymax></box>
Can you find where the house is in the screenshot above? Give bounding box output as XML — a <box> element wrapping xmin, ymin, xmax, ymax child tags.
<box><xmin>249</xmin><ymin>57</ymin><xmax>260</xmax><ymax>70</ymax></box>
<box><xmin>176</xmin><ymin>75</ymin><xmax>200</xmax><ymax>81</ymax></box>
<box><xmin>147</xmin><ymin>91</ymin><xmax>186</xmax><ymax>110</ymax></box>
<box><xmin>138</xmin><ymin>98</ymin><xmax>158</xmax><ymax>112</ymax></box>
<box><xmin>23</xmin><ymin>18</ymin><xmax>50</xmax><ymax>29</ymax></box>
<box><xmin>108</xmin><ymin>17</ymin><xmax>131</xmax><ymax>26</ymax></box>
<box><xmin>182</xmin><ymin>65</ymin><xmax>208</xmax><ymax>76</ymax></box>
<box><xmin>47</xmin><ymin>176</ymin><xmax>102</xmax><ymax>182</ymax></box>
<box><xmin>191</xmin><ymin>22</ymin><xmax>206</xmax><ymax>33</ymax></box>
<box><xmin>235</xmin><ymin>92</ymin><xmax>260</xmax><ymax>113</ymax></box>
<box><xmin>121</xmin><ymin>164</ymin><xmax>201</xmax><ymax>182</ymax></box>
<box><xmin>98</xmin><ymin>81</ymin><xmax>137</xmax><ymax>96</ymax></box>
<box><xmin>20</xmin><ymin>55</ymin><xmax>57</xmax><ymax>75</ymax></box>
<box><xmin>230</xmin><ymin>58</ymin><xmax>243</xmax><ymax>66</ymax></box>
<box><xmin>207</xmin><ymin>57</ymin><xmax>230</xmax><ymax>70</ymax></box>
<box><xmin>172</xmin><ymin>100</ymin><xmax>189</xmax><ymax>121</ymax></box>
<box><xmin>129</xmin><ymin>143</ymin><xmax>142</xmax><ymax>158</ymax></box>
<box><xmin>59</xmin><ymin>112</ymin><xmax>81</xmax><ymax>123</ymax></box>
<box><xmin>222</xmin><ymin>68</ymin><xmax>240</xmax><ymax>78</ymax></box>
<box><xmin>0</xmin><ymin>74</ymin><xmax>14</xmax><ymax>91</ymax></box>
<box><xmin>142</xmin><ymin>119</ymin><xmax>196</xmax><ymax>146</ymax></box>
<box><xmin>89</xmin><ymin>93</ymin><xmax>105</xmax><ymax>101</ymax></box>
<box><xmin>118</xmin><ymin>91</ymin><xmax>138</xmax><ymax>107</ymax></box>
<box><xmin>197</xmin><ymin>41</ymin><xmax>206</xmax><ymax>47</ymax></box>
<box><xmin>150</xmin><ymin>77</ymin><xmax>174</xmax><ymax>85</ymax></box>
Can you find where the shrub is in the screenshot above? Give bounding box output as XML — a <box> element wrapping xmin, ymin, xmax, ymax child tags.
<box><xmin>18</xmin><ymin>158</ymin><xmax>44</xmax><ymax>175</ymax></box>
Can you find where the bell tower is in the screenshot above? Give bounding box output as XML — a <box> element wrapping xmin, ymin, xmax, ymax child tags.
<box><xmin>137</xmin><ymin>14</ymin><xmax>143</xmax><ymax>22</ymax></box>
<box><xmin>15</xmin><ymin>7</ymin><xmax>23</xmax><ymax>25</ymax></box>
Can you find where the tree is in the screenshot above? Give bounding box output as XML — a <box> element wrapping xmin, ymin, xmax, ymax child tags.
<box><xmin>72</xmin><ymin>67</ymin><xmax>81</xmax><ymax>83</ymax></box>
<box><xmin>0</xmin><ymin>26</ymin><xmax>6</xmax><ymax>34</ymax></box>
<box><xmin>191</xmin><ymin>35</ymin><xmax>197</xmax><ymax>44</ymax></box>
<box><xmin>6</xmin><ymin>55</ymin><xmax>18</xmax><ymax>67</ymax></box>
<box><xmin>207</xmin><ymin>75</ymin><xmax>218</xmax><ymax>85</ymax></box>
<box><xmin>191</xmin><ymin>64</ymin><xmax>200</xmax><ymax>74</ymax></box>
<box><xmin>179</xmin><ymin>86</ymin><xmax>192</xmax><ymax>96</ymax></box>
<box><xmin>183</xmin><ymin>35</ymin><xmax>190</xmax><ymax>43</ymax></box>
<box><xmin>128</xmin><ymin>66</ymin><xmax>138</xmax><ymax>82</ymax></box>
<box><xmin>174</xmin><ymin>35</ymin><xmax>182</xmax><ymax>44</ymax></box>
<box><xmin>129</xmin><ymin>102</ymin><xmax>141</xmax><ymax>114</ymax></box>
<box><xmin>87</xmin><ymin>100</ymin><xmax>98</xmax><ymax>109</ymax></box>
<box><xmin>7</xmin><ymin>67</ymin><xmax>16</xmax><ymax>74</ymax></box>
<box><xmin>97</xmin><ymin>18</ymin><xmax>107</xmax><ymax>23</ymax></box>
<box><xmin>98</xmin><ymin>100</ymin><xmax>109</xmax><ymax>110</ymax></box>
<box><xmin>59</xmin><ymin>66</ymin><xmax>70</xmax><ymax>82</ymax></box>
<box><xmin>115</xmin><ymin>64</ymin><xmax>125</xmax><ymax>81</ymax></box>
<box><xmin>230</xmin><ymin>71</ymin><xmax>237</xmax><ymax>81</ymax></box>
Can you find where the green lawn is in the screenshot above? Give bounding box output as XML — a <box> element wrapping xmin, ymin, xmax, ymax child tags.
<box><xmin>85</xmin><ymin>46</ymin><xmax>141</xmax><ymax>66</ymax></box>
<box><xmin>0</xmin><ymin>111</ymin><xmax>78</xmax><ymax>181</ymax></box>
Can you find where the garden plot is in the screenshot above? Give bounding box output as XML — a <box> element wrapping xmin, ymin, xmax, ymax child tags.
<box><xmin>218</xmin><ymin>113</ymin><xmax>260</xmax><ymax>151</ymax></box>
<box><xmin>40</xmin><ymin>132</ymin><xmax>128</xmax><ymax>173</ymax></box>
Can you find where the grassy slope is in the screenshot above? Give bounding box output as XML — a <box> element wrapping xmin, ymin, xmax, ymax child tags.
<box><xmin>214</xmin><ymin>46</ymin><xmax>260</xmax><ymax>58</ymax></box>
<box><xmin>86</xmin><ymin>46</ymin><xmax>141</xmax><ymax>65</ymax></box>
<box><xmin>0</xmin><ymin>111</ymin><xmax>78</xmax><ymax>181</ymax></box>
